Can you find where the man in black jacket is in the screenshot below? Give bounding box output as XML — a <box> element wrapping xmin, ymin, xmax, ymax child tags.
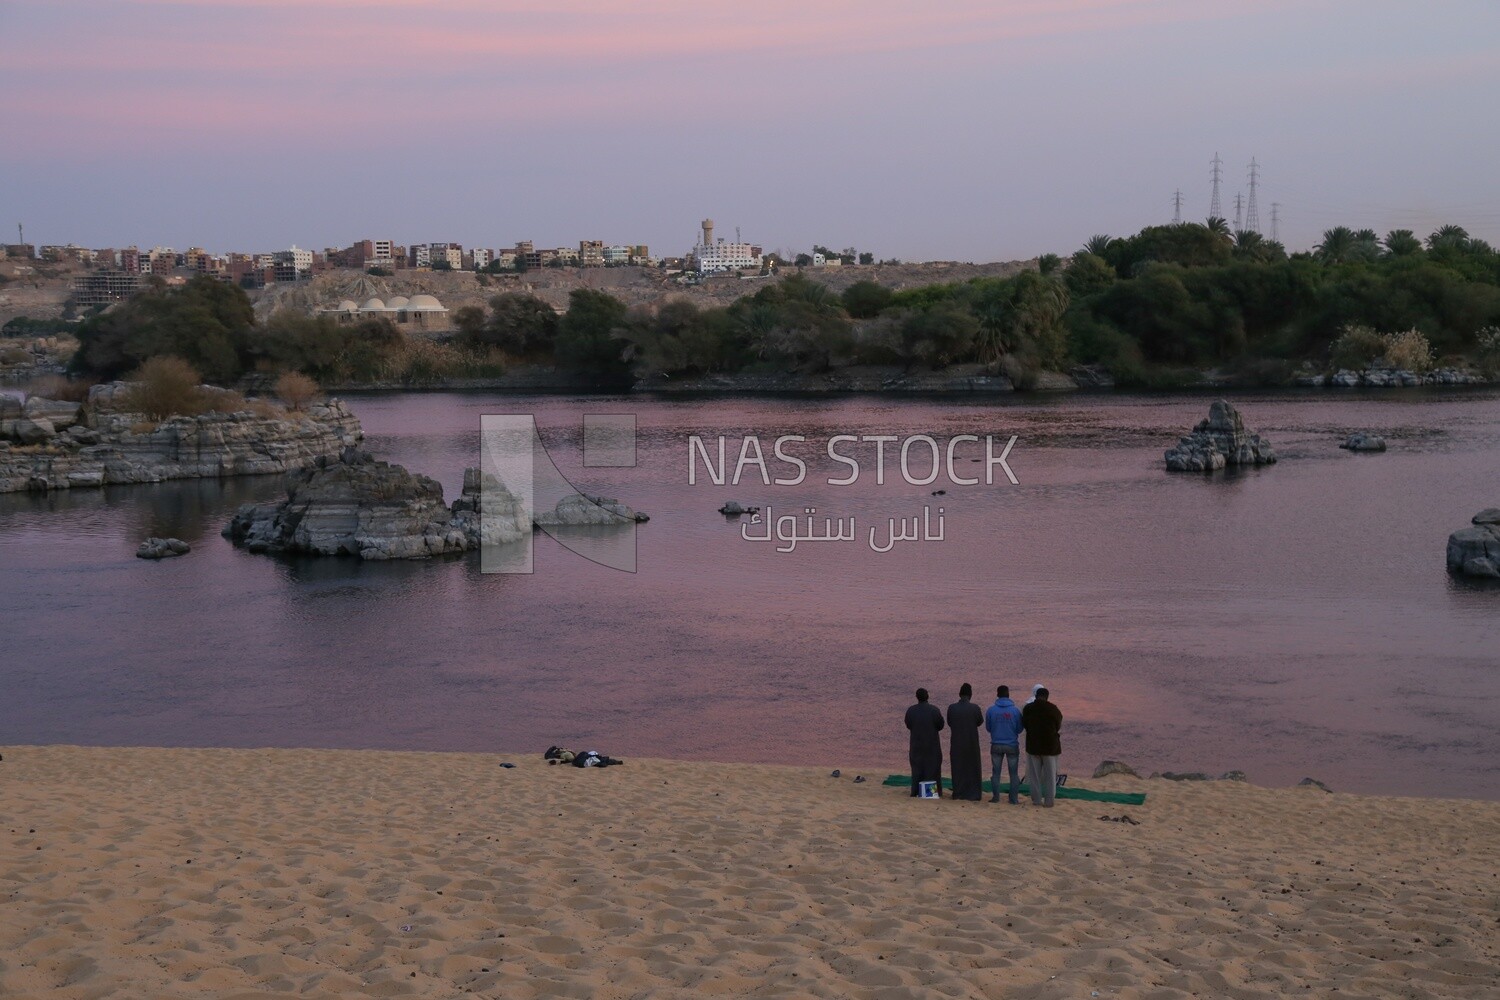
<box><xmin>905</xmin><ymin>688</ymin><xmax>945</xmax><ymax>797</ymax></box>
<box><xmin>1021</xmin><ymin>686</ymin><xmax>1063</xmax><ymax>807</ymax></box>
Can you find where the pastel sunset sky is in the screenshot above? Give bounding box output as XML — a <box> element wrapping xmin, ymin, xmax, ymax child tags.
<box><xmin>3</xmin><ymin>0</ymin><xmax>1498</xmax><ymax>259</ymax></box>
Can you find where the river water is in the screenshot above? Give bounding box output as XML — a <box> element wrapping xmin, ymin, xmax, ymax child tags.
<box><xmin>2</xmin><ymin>389</ymin><xmax>1497</xmax><ymax>799</ymax></box>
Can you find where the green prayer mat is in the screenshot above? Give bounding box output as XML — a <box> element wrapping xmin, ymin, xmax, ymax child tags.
<box><xmin>882</xmin><ymin>775</ymin><xmax>1146</xmax><ymax>805</ymax></box>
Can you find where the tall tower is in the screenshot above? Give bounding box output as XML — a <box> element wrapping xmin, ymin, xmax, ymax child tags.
<box><xmin>1270</xmin><ymin>203</ymin><xmax>1281</xmax><ymax>243</ymax></box>
<box><xmin>1245</xmin><ymin>158</ymin><xmax>1261</xmax><ymax>235</ymax></box>
<box><xmin>1234</xmin><ymin>193</ymin><xmax>1244</xmax><ymax>232</ymax></box>
<box><xmin>701</xmin><ymin>219</ymin><xmax>715</xmax><ymax>248</ymax></box>
<box><xmin>1209</xmin><ymin>152</ymin><xmax>1223</xmax><ymax>220</ymax></box>
<box><xmin>1172</xmin><ymin>189</ymin><xmax>1184</xmax><ymax>224</ymax></box>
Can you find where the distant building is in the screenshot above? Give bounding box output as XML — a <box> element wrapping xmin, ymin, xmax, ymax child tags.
<box><xmin>691</xmin><ymin>219</ymin><xmax>761</xmax><ymax>274</ymax></box>
<box><xmin>119</xmin><ymin>246</ymin><xmax>140</xmax><ymax>273</ymax></box>
<box><xmin>410</xmin><ymin>244</ymin><xmax>431</xmax><ymax>268</ymax></box>
<box><xmin>72</xmin><ymin>271</ymin><xmax>141</xmax><ymax>308</ymax></box>
<box><xmin>579</xmin><ymin>240</ymin><xmax>604</xmax><ymax>267</ymax></box>
<box><xmin>470</xmin><ymin>247</ymin><xmax>491</xmax><ymax>270</ymax></box>
<box><xmin>602</xmin><ymin>245</ymin><xmax>631</xmax><ymax>265</ymax></box>
<box><xmin>2</xmin><ymin>243</ymin><xmax>35</xmax><ymax>259</ymax></box>
<box><xmin>273</xmin><ymin>245</ymin><xmax>313</xmax><ymax>276</ymax></box>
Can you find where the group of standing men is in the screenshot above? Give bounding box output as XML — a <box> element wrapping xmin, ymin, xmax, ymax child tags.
<box><xmin>904</xmin><ymin>684</ymin><xmax>1063</xmax><ymax>807</ymax></box>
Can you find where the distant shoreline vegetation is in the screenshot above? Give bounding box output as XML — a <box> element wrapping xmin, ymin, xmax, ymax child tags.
<box><xmin>51</xmin><ymin>221</ymin><xmax>1500</xmax><ymax>392</ymax></box>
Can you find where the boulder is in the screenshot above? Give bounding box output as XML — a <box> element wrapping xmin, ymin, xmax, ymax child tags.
<box><xmin>1446</xmin><ymin>509</ymin><xmax>1500</xmax><ymax>579</ymax></box>
<box><xmin>448</xmin><ymin>467</ymin><xmax>530</xmax><ymax>546</ymax></box>
<box><xmin>22</xmin><ymin>397</ymin><xmax>81</xmax><ymax>430</ymax></box>
<box><xmin>1340</xmin><ymin>433</ymin><xmax>1386</xmax><ymax>452</ymax></box>
<box><xmin>1297</xmin><ymin>777</ymin><xmax>1332</xmax><ymax>792</ymax></box>
<box><xmin>1091</xmin><ymin>760</ymin><xmax>1141</xmax><ymax>779</ymax></box>
<box><xmin>12</xmin><ymin>417</ymin><xmax>57</xmax><ymax>445</ymax></box>
<box><xmin>533</xmin><ymin>493</ymin><xmax>649</xmax><ymax>527</ymax></box>
<box><xmin>718</xmin><ymin>501</ymin><xmax>760</xmax><ymax>516</ymax></box>
<box><xmin>1158</xmin><ymin>771</ymin><xmax>1213</xmax><ymax>781</ymax></box>
<box><xmin>136</xmin><ymin>537</ymin><xmax>190</xmax><ymax>559</ymax></box>
<box><xmin>1219</xmin><ymin>770</ymin><xmax>1247</xmax><ymax>782</ymax></box>
<box><xmin>1164</xmin><ymin>400</ymin><xmax>1275</xmax><ymax>472</ymax></box>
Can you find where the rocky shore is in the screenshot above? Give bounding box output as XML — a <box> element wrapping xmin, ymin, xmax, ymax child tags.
<box><xmin>0</xmin><ymin>382</ymin><xmax>361</xmax><ymax>493</ymax></box>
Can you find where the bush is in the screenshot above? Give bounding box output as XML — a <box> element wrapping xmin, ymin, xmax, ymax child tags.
<box><xmin>23</xmin><ymin>375</ymin><xmax>97</xmax><ymax>402</ymax></box>
<box><xmin>274</xmin><ymin>371</ymin><xmax>320</xmax><ymax>411</ymax></box>
<box><xmin>1476</xmin><ymin>326</ymin><xmax>1500</xmax><ymax>373</ymax></box>
<box><xmin>1329</xmin><ymin>325</ymin><xmax>1386</xmax><ymax>370</ymax></box>
<box><xmin>122</xmin><ymin>356</ymin><xmax>212</xmax><ymax>419</ymax></box>
<box><xmin>1381</xmin><ymin>329</ymin><xmax>1435</xmax><ymax>373</ymax></box>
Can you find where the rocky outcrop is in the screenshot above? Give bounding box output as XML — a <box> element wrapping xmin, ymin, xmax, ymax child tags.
<box><xmin>1446</xmin><ymin>509</ymin><xmax>1500</xmax><ymax>579</ymax></box>
<box><xmin>136</xmin><ymin>537</ymin><xmax>190</xmax><ymax>559</ymax></box>
<box><xmin>1340</xmin><ymin>433</ymin><xmax>1387</xmax><ymax>452</ymax></box>
<box><xmin>225</xmin><ymin>451</ymin><xmax>650</xmax><ymax>560</ymax></box>
<box><xmin>1092</xmin><ymin>760</ymin><xmax>1141</xmax><ymax>779</ymax></box>
<box><xmin>1164</xmin><ymin>400</ymin><xmax>1277</xmax><ymax>472</ymax></box>
<box><xmin>225</xmin><ymin>449</ymin><xmax>471</xmax><ymax>559</ymax></box>
<box><xmin>0</xmin><ymin>384</ymin><xmax>361</xmax><ymax>493</ymax></box>
<box><xmin>719</xmin><ymin>501</ymin><xmax>759</xmax><ymax>516</ymax></box>
<box><xmin>224</xmin><ymin>451</ymin><xmax>538</xmax><ymax>560</ymax></box>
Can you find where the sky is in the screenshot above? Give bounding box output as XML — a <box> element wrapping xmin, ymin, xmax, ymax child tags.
<box><xmin>3</xmin><ymin>0</ymin><xmax>1499</xmax><ymax>261</ymax></box>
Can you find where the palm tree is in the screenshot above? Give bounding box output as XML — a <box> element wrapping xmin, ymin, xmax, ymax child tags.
<box><xmin>1316</xmin><ymin>226</ymin><xmax>1358</xmax><ymax>264</ymax></box>
<box><xmin>1353</xmin><ymin>229</ymin><xmax>1381</xmax><ymax>262</ymax></box>
<box><xmin>1082</xmin><ymin>234</ymin><xmax>1115</xmax><ymax>258</ymax></box>
<box><xmin>1427</xmin><ymin>225</ymin><xmax>1470</xmax><ymax>252</ymax></box>
<box><xmin>1382</xmin><ymin>229</ymin><xmax>1422</xmax><ymax>258</ymax></box>
<box><xmin>1204</xmin><ymin>216</ymin><xmax>1230</xmax><ymax>238</ymax></box>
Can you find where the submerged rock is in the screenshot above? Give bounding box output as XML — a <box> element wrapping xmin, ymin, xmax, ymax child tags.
<box><xmin>1446</xmin><ymin>509</ymin><xmax>1500</xmax><ymax>579</ymax></box>
<box><xmin>718</xmin><ymin>501</ymin><xmax>760</xmax><ymax>516</ymax></box>
<box><xmin>1340</xmin><ymin>433</ymin><xmax>1387</xmax><ymax>452</ymax></box>
<box><xmin>1164</xmin><ymin>400</ymin><xmax>1276</xmax><ymax>472</ymax></box>
<box><xmin>533</xmin><ymin>493</ymin><xmax>649</xmax><ymax>526</ymax></box>
<box><xmin>136</xmin><ymin>537</ymin><xmax>190</xmax><ymax>559</ymax></box>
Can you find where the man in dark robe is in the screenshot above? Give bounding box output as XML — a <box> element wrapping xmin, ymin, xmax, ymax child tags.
<box><xmin>904</xmin><ymin>687</ymin><xmax>945</xmax><ymax>797</ymax></box>
<box><xmin>946</xmin><ymin>683</ymin><xmax>985</xmax><ymax>801</ymax></box>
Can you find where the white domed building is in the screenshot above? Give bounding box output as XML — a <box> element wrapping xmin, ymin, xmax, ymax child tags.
<box><xmin>319</xmin><ymin>291</ymin><xmax>450</xmax><ymax>329</ymax></box>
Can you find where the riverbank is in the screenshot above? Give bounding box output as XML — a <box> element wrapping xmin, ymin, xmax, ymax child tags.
<box><xmin>1</xmin><ymin>745</ymin><xmax>1495</xmax><ymax>999</ymax></box>
<box><xmin>319</xmin><ymin>361</ymin><xmax>1492</xmax><ymax>395</ymax></box>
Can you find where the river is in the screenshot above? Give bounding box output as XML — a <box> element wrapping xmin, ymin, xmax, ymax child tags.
<box><xmin>2</xmin><ymin>389</ymin><xmax>1497</xmax><ymax>798</ymax></box>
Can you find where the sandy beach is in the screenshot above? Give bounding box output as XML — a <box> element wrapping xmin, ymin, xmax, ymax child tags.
<box><xmin>1</xmin><ymin>746</ymin><xmax>1497</xmax><ymax>999</ymax></box>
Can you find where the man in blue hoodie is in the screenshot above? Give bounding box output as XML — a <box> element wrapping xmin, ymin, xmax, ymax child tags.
<box><xmin>984</xmin><ymin>685</ymin><xmax>1024</xmax><ymax>804</ymax></box>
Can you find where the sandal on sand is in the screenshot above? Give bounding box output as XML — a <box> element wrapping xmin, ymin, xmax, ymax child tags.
<box><xmin>830</xmin><ymin>769</ymin><xmax>841</xmax><ymax>778</ymax></box>
<box><xmin>853</xmin><ymin>775</ymin><xmax>866</xmax><ymax>784</ymax></box>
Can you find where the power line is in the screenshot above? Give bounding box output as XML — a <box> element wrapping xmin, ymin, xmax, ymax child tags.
<box><xmin>1209</xmin><ymin>152</ymin><xmax>1223</xmax><ymax>220</ymax></box>
<box><xmin>1246</xmin><ymin>157</ymin><xmax>1261</xmax><ymax>235</ymax></box>
<box><xmin>1172</xmin><ymin>189</ymin><xmax>1183</xmax><ymax>224</ymax></box>
<box><xmin>1270</xmin><ymin>203</ymin><xmax>1280</xmax><ymax>243</ymax></box>
<box><xmin>1234</xmin><ymin>193</ymin><xmax>1243</xmax><ymax>232</ymax></box>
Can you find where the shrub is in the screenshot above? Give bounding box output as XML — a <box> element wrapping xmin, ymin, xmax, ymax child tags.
<box><xmin>1476</xmin><ymin>326</ymin><xmax>1500</xmax><ymax>373</ymax></box>
<box><xmin>274</xmin><ymin>370</ymin><xmax>320</xmax><ymax>411</ymax></box>
<box><xmin>122</xmin><ymin>356</ymin><xmax>211</xmax><ymax>419</ymax></box>
<box><xmin>1382</xmin><ymin>329</ymin><xmax>1435</xmax><ymax>373</ymax></box>
<box><xmin>1328</xmin><ymin>324</ymin><xmax>1386</xmax><ymax>371</ymax></box>
<box><xmin>999</xmin><ymin>354</ymin><xmax>1040</xmax><ymax>390</ymax></box>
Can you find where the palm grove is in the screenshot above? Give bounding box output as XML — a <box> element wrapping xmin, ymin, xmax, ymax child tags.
<box><xmin>67</xmin><ymin>221</ymin><xmax>1500</xmax><ymax>391</ymax></box>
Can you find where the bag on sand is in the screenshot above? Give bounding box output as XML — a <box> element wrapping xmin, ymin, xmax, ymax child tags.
<box><xmin>544</xmin><ymin>746</ymin><xmax>576</xmax><ymax>764</ymax></box>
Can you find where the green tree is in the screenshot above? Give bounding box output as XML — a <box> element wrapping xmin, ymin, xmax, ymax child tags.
<box><xmin>480</xmin><ymin>293</ymin><xmax>559</xmax><ymax>356</ymax></box>
<box><xmin>555</xmin><ymin>289</ymin><xmax>633</xmax><ymax>381</ymax></box>
<box><xmin>841</xmin><ymin>279</ymin><xmax>894</xmax><ymax>318</ymax></box>
<box><xmin>1064</xmin><ymin>253</ymin><xmax>1116</xmax><ymax>297</ymax></box>
<box><xmin>73</xmin><ymin>275</ymin><xmax>252</xmax><ymax>382</ymax></box>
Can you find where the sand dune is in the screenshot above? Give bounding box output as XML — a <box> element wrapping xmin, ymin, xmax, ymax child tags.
<box><xmin>2</xmin><ymin>746</ymin><xmax>1497</xmax><ymax>999</ymax></box>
